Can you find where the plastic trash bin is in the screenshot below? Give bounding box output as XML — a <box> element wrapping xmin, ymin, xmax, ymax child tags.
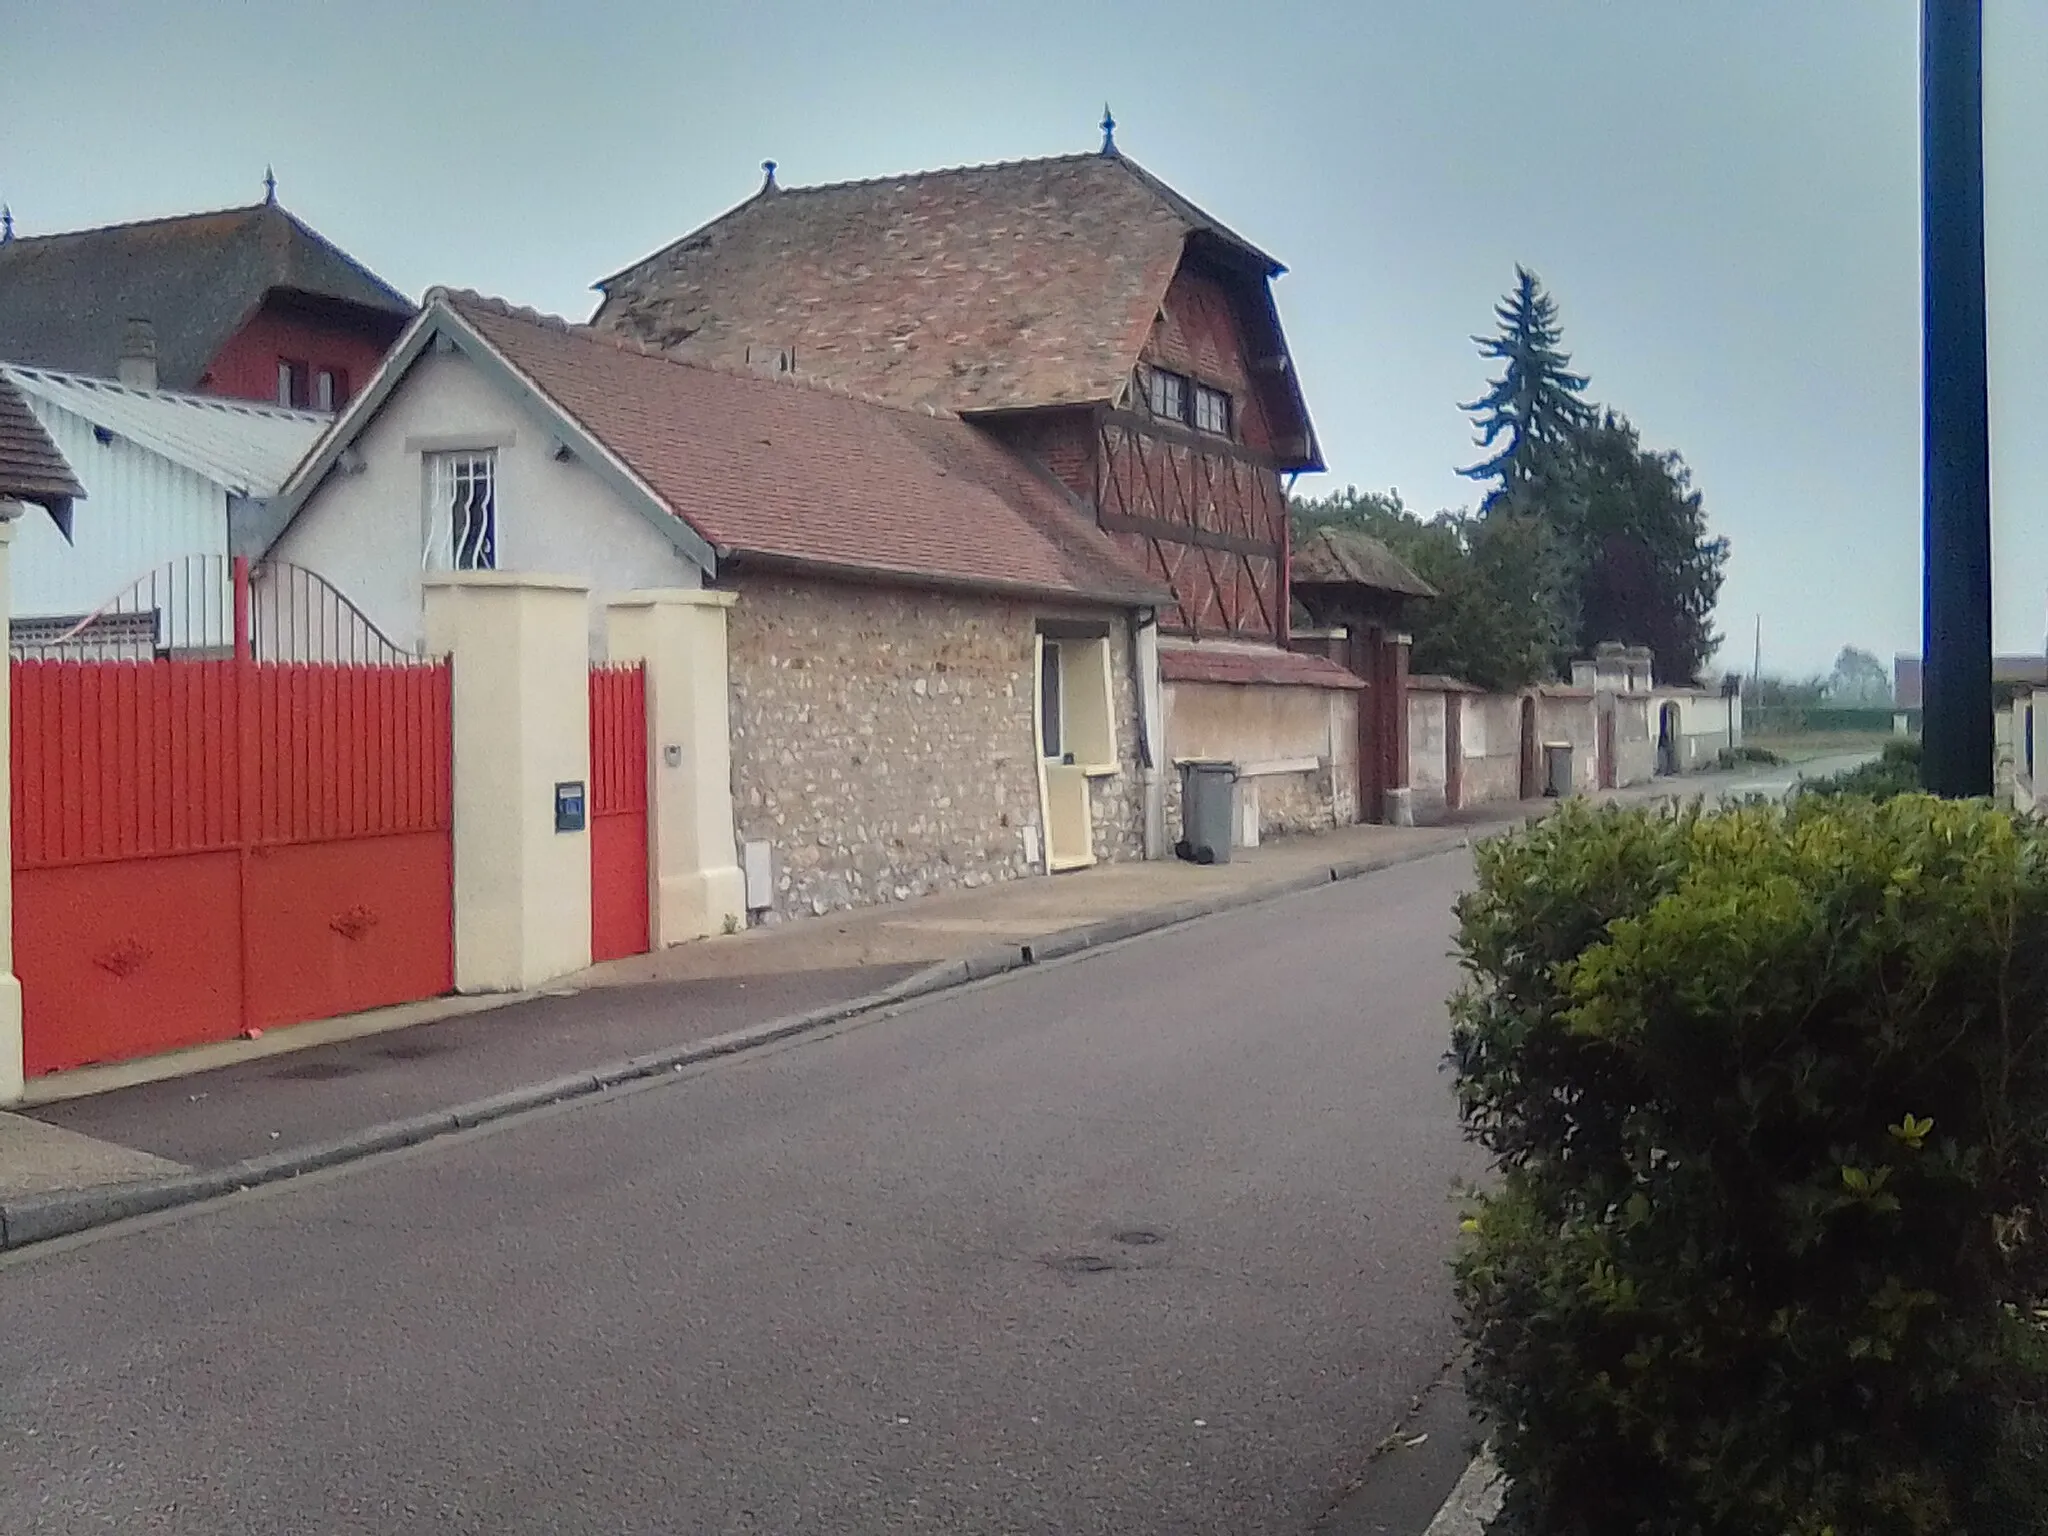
<box><xmin>1543</xmin><ymin>742</ymin><xmax>1575</xmax><ymax>798</ymax></box>
<box><xmin>1177</xmin><ymin>760</ymin><xmax>1238</xmax><ymax>864</ymax></box>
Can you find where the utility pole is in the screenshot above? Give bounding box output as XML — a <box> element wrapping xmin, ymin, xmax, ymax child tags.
<box><xmin>1920</xmin><ymin>0</ymin><xmax>1994</xmax><ymax>796</ymax></box>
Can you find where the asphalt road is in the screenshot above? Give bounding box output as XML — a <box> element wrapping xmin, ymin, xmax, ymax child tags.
<box><xmin>0</xmin><ymin>851</ymin><xmax>1482</xmax><ymax>1535</ymax></box>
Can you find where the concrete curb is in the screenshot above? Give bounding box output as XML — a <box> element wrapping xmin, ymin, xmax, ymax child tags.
<box><xmin>1422</xmin><ymin>1452</ymin><xmax>1504</xmax><ymax>1536</ymax></box>
<box><xmin>0</xmin><ymin>828</ymin><xmax>1481</xmax><ymax>1254</ymax></box>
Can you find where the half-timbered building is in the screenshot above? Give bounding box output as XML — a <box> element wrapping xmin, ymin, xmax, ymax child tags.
<box><xmin>592</xmin><ymin>133</ymin><xmax>1379</xmax><ymax>834</ymax></box>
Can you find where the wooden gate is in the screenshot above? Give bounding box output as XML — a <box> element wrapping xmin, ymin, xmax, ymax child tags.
<box><xmin>10</xmin><ymin>558</ymin><xmax>453</xmax><ymax>1076</ymax></box>
<box><xmin>588</xmin><ymin>663</ymin><xmax>650</xmax><ymax>963</ymax></box>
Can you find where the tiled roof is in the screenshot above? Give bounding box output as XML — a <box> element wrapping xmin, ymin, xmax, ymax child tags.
<box><xmin>0</xmin><ymin>202</ymin><xmax>413</xmax><ymax>389</ymax></box>
<box><xmin>0</xmin><ymin>371</ymin><xmax>83</xmax><ymax>517</ymax></box>
<box><xmin>443</xmin><ymin>292</ymin><xmax>1165</xmax><ymax>607</ymax></box>
<box><xmin>3</xmin><ymin>365</ymin><xmax>329</xmax><ymax>495</ymax></box>
<box><xmin>589</xmin><ymin>152</ymin><xmax>1285</xmax><ymax>419</ymax></box>
<box><xmin>1291</xmin><ymin>526</ymin><xmax>1437</xmax><ymax>599</ymax></box>
<box><xmin>1158</xmin><ymin>642</ymin><xmax>1363</xmax><ymax>690</ymax></box>
<box><xmin>1408</xmin><ymin>673</ymin><xmax>1482</xmax><ymax>693</ymax></box>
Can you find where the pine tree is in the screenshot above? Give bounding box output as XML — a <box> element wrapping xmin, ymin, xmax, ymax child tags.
<box><xmin>1460</xmin><ymin>266</ymin><xmax>1594</xmax><ymax>502</ymax></box>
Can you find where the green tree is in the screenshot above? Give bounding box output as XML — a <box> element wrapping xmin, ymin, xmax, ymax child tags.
<box><xmin>1461</xmin><ymin>266</ymin><xmax>1594</xmax><ymax>504</ymax></box>
<box><xmin>1291</xmin><ymin>488</ymin><xmax>1571</xmax><ymax>691</ymax></box>
<box><xmin>1827</xmin><ymin>645</ymin><xmax>1891</xmax><ymax>704</ymax></box>
<box><xmin>1567</xmin><ymin>411</ymin><xmax>1728</xmax><ymax>682</ymax></box>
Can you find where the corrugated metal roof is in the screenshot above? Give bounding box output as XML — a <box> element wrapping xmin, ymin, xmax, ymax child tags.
<box><xmin>0</xmin><ymin>364</ymin><xmax>329</xmax><ymax>496</ymax></box>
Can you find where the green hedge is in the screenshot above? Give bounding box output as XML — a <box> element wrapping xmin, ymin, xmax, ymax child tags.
<box><xmin>1452</xmin><ymin>795</ymin><xmax>2048</xmax><ymax>1535</ymax></box>
<box><xmin>1750</xmin><ymin>705</ymin><xmax>1905</xmax><ymax>735</ymax></box>
<box><xmin>1801</xmin><ymin>737</ymin><xmax>1922</xmax><ymax>801</ymax></box>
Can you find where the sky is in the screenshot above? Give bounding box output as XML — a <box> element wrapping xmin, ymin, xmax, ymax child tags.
<box><xmin>5</xmin><ymin>0</ymin><xmax>2044</xmax><ymax>679</ymax></box>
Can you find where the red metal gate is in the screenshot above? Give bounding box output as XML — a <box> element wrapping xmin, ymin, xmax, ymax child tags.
<box><xmin>588</xmin><ymin>663</ymin><xmax>650</xmax><ymax>963</ymax></box>
<box><xmin>10</xmin><ymin>558</ymin><xmax>453</xmax><ymax>1076</ymax></box>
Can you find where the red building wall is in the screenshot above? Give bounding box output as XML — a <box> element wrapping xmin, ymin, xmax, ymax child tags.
<box><xmin>1141</xmin><ymin>265</ymin><xmax>1278</xmax><ymax>454</ymax></box>
<box><xmin>197</xmin><ymin>299</ymin><xmax>396</xmax><ymax>408</ymax></box>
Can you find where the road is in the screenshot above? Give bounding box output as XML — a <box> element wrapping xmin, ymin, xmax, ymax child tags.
<box><xmin>0</xmin><ymin>852</ymin><xmax>1482</xmax><ymax>1535</ymax></box>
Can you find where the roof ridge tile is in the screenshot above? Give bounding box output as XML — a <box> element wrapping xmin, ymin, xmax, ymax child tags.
<box><xmin>760</xmin><ymin>149</ymin><xmax>1105</xmax><ymax>200</ymax></box>
<box><xmin>0</xmin><ymin>202</ymin><xmax>265</xmax><ymax>246</ymax></box>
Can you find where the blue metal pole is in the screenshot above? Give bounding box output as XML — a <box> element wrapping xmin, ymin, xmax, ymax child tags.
<box><xmin>1921</xmin><ymin>0</ymin><xmax>1993</xmax><ymax>796</ymax></box>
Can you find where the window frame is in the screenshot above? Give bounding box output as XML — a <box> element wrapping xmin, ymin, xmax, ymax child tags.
<box><xmin>314</xmin><ymin>367</ymin><xmax>349</xmax><ymax>412</ymax></box>
<box><xmin>1146</xmin><ymin>367</ymin><xmax>1190</xmax><ymax>425</ymax></box>
<box><xmin>423</xmin><ymin>449</ymin><xmax>499</xmax><ymax>572</ymax></box>
<box><xmin>1192</xmin><ymin>382</ymin><xmax>1232</xmax><ymax>437</ymax></box>
<box><xmin>277</xmin><ymin>359</ymin><xmax>311</xmax><ymax>410</ymax></box>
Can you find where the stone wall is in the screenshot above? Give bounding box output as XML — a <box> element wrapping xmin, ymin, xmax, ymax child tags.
<box><xmin>1408</xmin><ymin>690</ymin><xmax>1449</xmax><ymax>822</ymax></box>
<box><xmin>725</xmin><ymin>576</ymin><xmax>1145</xmax><ymax>921</ymax></box>
<box><xmin>1536</xmin><ymin>693</ymin><xmax>1601</xmax><ymax>795</ymax></box>
<box><xmin>1090</xmin><ymin>629</ymin><xmax>1150</xmax><ymax>864</ymax></box>
<box><xmin>1459</xmin><ymin>692</ymin><xmax>1525</xmax><ymax>807</ymax></box>
<box><xmin>1609</xmin><ymin>695</ymin><xmax>1658</xmax><ymax>788</ymax></box>
<box><xmin>1241</xmin><ymin>767</ymin><xmax>1338</xmax><ymax>838</ymax></box>
<box><xmin>1161</xmin><ymin>675</ymin><xmax>1357</xmax><ymax>843</ymax></box>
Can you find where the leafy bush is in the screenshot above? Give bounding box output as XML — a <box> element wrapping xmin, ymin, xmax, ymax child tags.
<box><xmin>1716</xmin><ymin>744</ymin><xmax>1784</xmax><ymax>768</ymax></box>
<box><xmin>1801</xmin><ymin>737</ymin><xmax>1922</xmax><ymax>802</ymax></box>
<box><xmin>1452</xmin><ymin>795</ymin><xmax>2048</xmax><ymax>1536</ymax></box>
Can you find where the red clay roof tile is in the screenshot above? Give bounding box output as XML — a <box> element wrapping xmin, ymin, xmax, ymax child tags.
<box><xmin>444</xmin><ymin>292</ymin><xmax>1165</xmax><ymax>608</ymax></box>
<box><xmin>590</xmin><ymin>153</ymin><xmax>1279</xmax><ymax>419</ymax></box>
<box><xmin>1158</xmin><ymin>644</ymin><xmax>1364</xmax><ymax>691</ymax></box>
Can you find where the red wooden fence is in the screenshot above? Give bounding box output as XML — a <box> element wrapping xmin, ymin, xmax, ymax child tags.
<box><xmin>12</xmin><ymin>641</ymin><xmax>453</xmax><ymax>1076</ymax></box>
<box><xmin>588</xmin><ymin>664</ymin><xmax>650</xmax><ymax>963</ymax></box>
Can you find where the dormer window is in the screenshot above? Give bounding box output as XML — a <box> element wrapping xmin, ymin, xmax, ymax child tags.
<box><xmin>1144</xmin><ymin>366</ymin><xmax>1232</xmax><ymax>439</ymax></box>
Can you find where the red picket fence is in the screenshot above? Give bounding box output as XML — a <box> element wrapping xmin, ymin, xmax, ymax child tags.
<box><xmin>10</xmin><ymin>558</ymin><xmax>453</xmax><ymax>1075</ymax></box>
<box><xmin>588</xmin><ymin>663</ymin><xmax>650</xmax><ymax>963</ymax></box>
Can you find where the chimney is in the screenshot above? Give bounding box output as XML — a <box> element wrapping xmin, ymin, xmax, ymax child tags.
<box><xmin>117</xmin><ymin>318</ymin><xmax>158</xmax><ymax>391</ymax></box>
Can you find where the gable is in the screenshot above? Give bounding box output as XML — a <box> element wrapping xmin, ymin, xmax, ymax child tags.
<box><xmin>270</xmin><ymin>343</ymin><xmax>706</xmax><ymax>651</ymax></box>
<box><xmin>1140</xmin><ymin>261</ymin><xmax>1280</xmax><ymax>455</ymax></box>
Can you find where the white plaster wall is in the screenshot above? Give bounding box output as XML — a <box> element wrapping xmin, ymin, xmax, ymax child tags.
<box><xmin>1408</xmin><ymin>691</ymin><xmax>1448</xmax><ymax>795</ymax></box>
<box><xmin>273</xmin><ymin>349</ymin><xmax>702</xmax><ymax>654</ymax></box>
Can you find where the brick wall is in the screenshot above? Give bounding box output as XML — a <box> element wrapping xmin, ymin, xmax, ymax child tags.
<box><xmin>724</xmin><ymin>575</ymin><xmax>1146</xmax><ymax>921</ymax></box>
<box><xmin>976</xmin><ymin>410</ymin><xmax>1097</xmax><ymax>506</ymax></box>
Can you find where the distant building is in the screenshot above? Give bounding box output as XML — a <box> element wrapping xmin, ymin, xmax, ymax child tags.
<box><xmin>0</xmin><ymin>197</ymin><xmax>412</xmax><ymax>411</ymax></box>
<box><xmin>4</xmin><ymin>365</ymin><xmax>328</xmax><ymax>648</ymax></box>
<box><xmin>1892</xmin><ymin>653</ymin><xmax>2048</xmax><ymax>710</ymax></box>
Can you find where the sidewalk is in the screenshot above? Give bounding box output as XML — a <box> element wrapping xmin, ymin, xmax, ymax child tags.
<box><xmin>0</xmin><ymin>815</ymin><xmax>1480</xmax><ymax>1227</ymax></box>
<box><xmin>0</xmin><ymin>756</ymin><xmax>1825</xmax><ymax>1245</ymax></box>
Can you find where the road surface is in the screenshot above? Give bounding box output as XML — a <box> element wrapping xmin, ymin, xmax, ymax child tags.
<box><xmin>0</xmin><ymin>852</ymin><xmax>1482</xmax><ymax>1535</ymax></box>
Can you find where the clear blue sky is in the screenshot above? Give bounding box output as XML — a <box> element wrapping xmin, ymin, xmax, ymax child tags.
<box><xmin>6</xmin><ymin>0</ymin><xmax>2044</xmax><ymax>678</ymax></box>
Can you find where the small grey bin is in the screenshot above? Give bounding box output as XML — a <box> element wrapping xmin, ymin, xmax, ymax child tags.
<box><xmin>1542</xmin><ymin>742</ymin><xmax>1575</xmax><ymax>798</ymax></box>
<box><xmin>1177</xmin><ymin>760</ymin><xmax>1238</xmax><ymax>865</ymax></box>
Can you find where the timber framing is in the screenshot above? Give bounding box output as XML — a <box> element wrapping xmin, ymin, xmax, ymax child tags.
<box><xmin>1091</xmin><ymin>406</ymin><xmax>1288</xmax><ymax>644</ymax></box>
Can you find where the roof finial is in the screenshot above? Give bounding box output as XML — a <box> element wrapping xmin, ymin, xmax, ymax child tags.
<box><xmin>262</xmin><ymin>165</ymin><xmax>277</xmax><ymax>205</ymax></box>
<box><xmin>761</xmin><ymin>159</ymin><xmax>778</xmax><ymax>192</ymax></box>
<box><xmin>1100</xmin><ymin>105</ymin><xmax>1117</xmax><ymax>155</ymax></box>
<box><xmin>1</xmin><ymin>206</ymin><xmax>12</xmax><ymax>243</ymax></box>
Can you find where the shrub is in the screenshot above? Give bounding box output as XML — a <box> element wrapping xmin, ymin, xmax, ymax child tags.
<box><xmin>1801</xmin><ymin>737</ymin><xmax>1922</xmax><ymax>802</ymax></box>
<box><xmin>1451</xmin><ymin>795</ymin><xmax>2048</xmax><ymax>1536</ymax></box>
<box><xmin>1717</xmin><ymin>744</ymin><xmax>1784</xmax><ymax>768</ymax></box>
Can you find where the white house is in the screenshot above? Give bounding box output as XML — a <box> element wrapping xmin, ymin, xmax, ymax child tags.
<box><xmin>3</xmin><ymin>364</ymin><xmax>328</xmax><ymax>650</ymax></box>
<box><xmin>241</xmin><ymin>288</ymin><xmax>1166</xmax><ymax>921</ymax></box>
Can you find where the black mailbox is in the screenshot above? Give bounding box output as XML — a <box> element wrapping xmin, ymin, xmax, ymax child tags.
<box><xmin>555</xmin><ymin>781</ymin><xmax>586</xmax><ymax>833</ymax></box>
